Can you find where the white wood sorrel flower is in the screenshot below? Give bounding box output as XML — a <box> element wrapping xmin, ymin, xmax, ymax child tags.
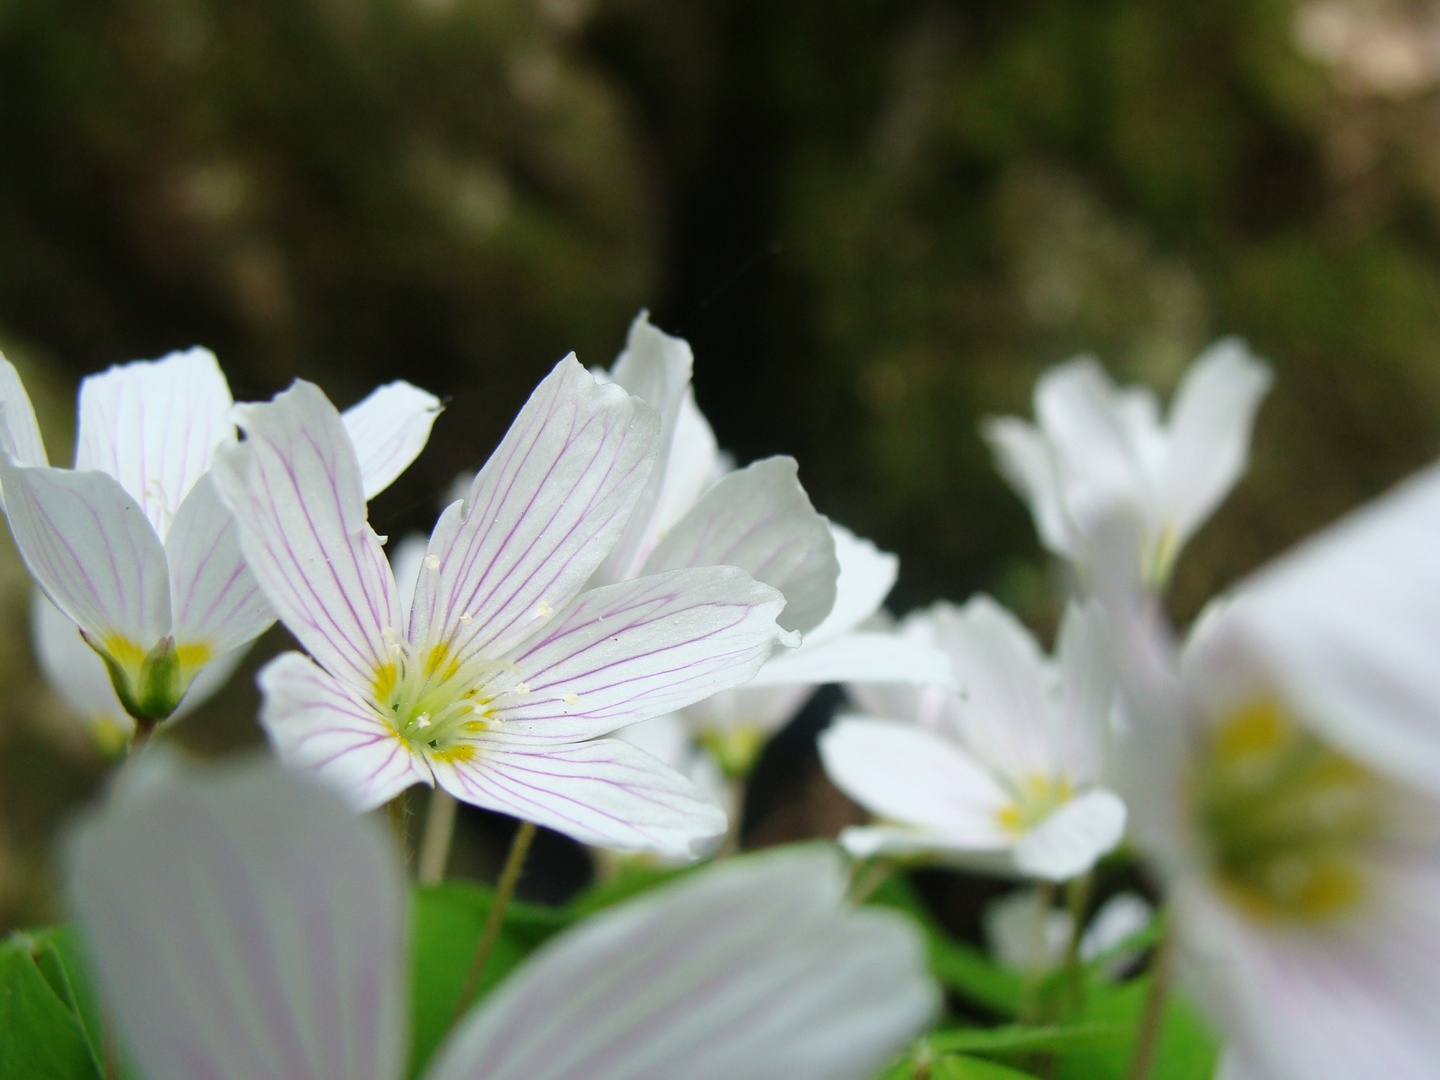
<box><xmin>0</xmin><ymin>347</ymin><xmax>439</xmax><ymax>726</ymax></box>
<box><xmin>983</xmin><ymin>340</ymin><xmax>1271</xmax><ymax>590</ymax></box>
<box><xmin>213</xmin><ymin>355</ymin><xmax>793</xmax><ymax>855</ymax></box>
<box><xmin>600</xmin><ymin>313</ymin><xmax>952</xmax><ymax>778</ymax></box>
<box><xmin>1108</xmin><ymin>461</ymin><xmax>1440</xmax><ymax>1080</ymax></box>
<box><xmin>67</xmin><ymin>755</ymin><xmax>939</xmax><ymax>1080</ymax></box>
<box><xmin>821</xmin><ymin>596</ymin><xmax>1126</xmax><ymax>881</ymax></box>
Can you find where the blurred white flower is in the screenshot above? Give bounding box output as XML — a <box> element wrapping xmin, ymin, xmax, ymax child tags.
<box><xmin>215</xmin><ymin>357</ymin><xmax>795</xmax><ymax>856</ymax></box>
<box><xmin>1109</xmin><ymin>460</ymin><xmax>1440</xmax><ymax>1080</ymax></box>
<box><xmin>821</xmin><ymin>596</ymin><xmax>1126</xmax><ymax>882</ymax></box>
<box><xmin>67</xmin><ymin>755</ymin><xmax>939</xmax><ymax>1080</ymax></box>
<box><xmin>982</xmin><ymin>340</ymin><xmax>1271</xmax><ymax>589</ymax></box>
<box><xmin>983</xmin><ymin>887</ymin><xmax>1153</xmax><ymax>974</ymax></box>
<box><xmin>0</xmin><ymin>347</ymin><xmax>438</xmax><ymax>726</ymax></box>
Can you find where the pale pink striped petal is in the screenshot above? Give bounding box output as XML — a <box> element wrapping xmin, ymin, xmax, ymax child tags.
<box><xmin>0</xmin><ymin>459</ymin><xmax>170</xmax><ymax>651</ymax></box>
<box><xmin>640</xmin><ymin>456</ymin><xmax>838</xmax><ymax>636</ymax></box>
<box><xmin>430</xmin><ymin>738</ymin><xmax>726</xmax><ymax>856</ymax></box>
<box><xmin>340</xmin><ymin>380</ymin><xmax>442</xmax><ymax>501</ymax></box>
<box><xmin>66</xmin><ymin>756</ymin><xmax>407</xmax><ymax>1080</ymax></box>
<box><xmin>1176</xmin><ymin>861</ymin><xmax>1440</xmax><ymax>1080</ymax></box>
<box><xmin>165</xmin><ymin>473</ymin><xmax>274</xmax><ymax>657</ymax></box>
<box><xmin>259</xmin><ymin>652</ymin><xmax>427</xmax><ymax>811</ymax></box>
<box><xmin>429</xmin><ymin>847</ymin><xmax>936</xmax><ymax>1080</ymax></box>
<box><xmin>213</xmin><ymin>381</ymin><xmax>403</xmax><ymax>695</ymax></box>
<box><xmin>594</xmin><ymin>312</ymin><xmax>695</xmax><ymax>582</ymax></box>
<box><xmin>0</xmin><ymin>356</ymin><xmax>47</xmax><ymax>467</ymax></box>
<box><xmin>487</xmin><ymin>567</ymin><xmax>789</xmax><ymax>744</ymax></box>
<box><xmin>408</xmin><ymin>355</ymin><xmax>658</xmax><ymax>662</ymax></box>
<box><xmin>819</xmin><ymin>717</ymin><xmax>1012</xmax><ymax>847</ymax></box>
<box><xmin>74</xmin><ymin>347</ymin><xmax>233</xmax><ymax>538</ymax></box>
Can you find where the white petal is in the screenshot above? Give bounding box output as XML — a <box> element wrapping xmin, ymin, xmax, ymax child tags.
<box><xmin>594</xmin><ymin>312</ymin><xmax>696</xmax><ymax>582</ymax></box>
<box><xmin>1078</xmin><ymin>892</ymin><xmax>1154</xmax><ymax>961</ymax></box>
<box><xmin>1175</xmin><ymin>866</ymin><xmax>1440</xmax><ymax>1080</ymax></box>
<box><xmin>932</xmin><ymin>596</ymin><xmax>1061</xmax><ymax>782</ymax></box>
<box><xmin>213</xmin><ymin>380</ymin><xmax>402</xmax><ymax>695</ymax></box>
<box><xmin>32</xmin><ymin>590</ymin><xmax>130</xmax><ymax>733</ymax></box>
<box><xmin>1012</xmin><ymin>788</ymin><xmax>1127</xmax><ymax>881</ymax></box>
<box><xmin>678</xmin><ymin>683</ymin><xmax>812</xmax><ymax>736</ymax></box>
<box><xmin>0</xmin><ymin>459</ymin><xmax>170</xmax><ymax>652</ymax></box>
<box><xmin>819</xmin><ymin>717</ymin><xmax>1012</xmax><ymax>845</ymax></box>
<box><xmin>430</xmin><ymin>737</ymin><xmax>726</xmax><ymax>857</ymax></box>
<box><xmin>1053</xmin><ymin>598</ymin><xmax>1116</xmax><ymax>782</ymax></box>
<box><xmin>74</xmin><ymin>347</ymin><xmax>233</xmax><ymax>538</ymax></box>
<box><xmin>983</xmin><ymin>888</ymin><xmax>1071</xmax><ymax>971</ymax></box>
<box><xmin>980</xmin><ymin>415</ymin><xmax>1073</xmax><ymax>557</ymax></box>
<box><xmin>408</xmin><ymin>355</ymin><xmax>659</xmax><ymax>663</ymax></box>
<box><xmin>427</xmin><ymin>847</ymin><xmax>937</xmax><ymax>1080</ymax></box>
<box><xmin>1197</xmin><ymin>459</ymin><xmax>1440</xmax><ymax>795</ymax></box>
<box><xmin>641</xmin><ymin>456</ymin><xmax>838</xmax><ymax>636</ymax></box>
<box><xmin>258</xmin><ymin>652</ymin><xmax>428</xmax><ymax>812</ymax></box>
<box><xmin>340</xmin><ymin>380</ymin><xmax>442</xmax><ymax>501</ymax></box>
<box><xmin>491</xmin><ymin>567</ymin><xmax>789</xmax><ymax>743</ymax></box>
<box><xmin>0</xmin><ymin>356</ymin><xmax>47</xmax><ymax>467</ymax></box>
<box><xmin>748</xmin><ymin>630</ymin><xmax>953</xmax><ymax>689</ymax></box>
<box><xmin>1160</xmin><ymin>339</ymin><xmax>1271</xmax><ymax>547</ymax></box>
<box><xmin>615</xmin><ymin>713</ymin><xmax>737</xmax><ymax>826</ymax></box>
<box><xmin>802</xmin><ymin>524</ymin><xmax>899</xmax><ymax>646</ymax></box>
<box><xmin>165</xmin><ymin>473</ymin><xmax>274</xmax><ymax>657</ymax></box>
<box><xmin>644</xmin><ymin>392</ymin><xmax>724</xmax><ymax>545</ymax></box>
<box><xmin>65</xmin><ymin>755</ymin><xmax>408</xmax><ymax>1080</ymax></box>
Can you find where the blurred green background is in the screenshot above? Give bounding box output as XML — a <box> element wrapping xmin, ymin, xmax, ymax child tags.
<box><xmin>3</xmin><ymin>0</ymin><xmax>1440</xmax><ymax>929</ymax></box>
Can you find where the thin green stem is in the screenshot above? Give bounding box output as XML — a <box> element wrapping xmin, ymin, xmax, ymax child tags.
<box><xmin>1062</xmin><ymin>872</ymin><xmax>1094</xmax><ymax>1019</ymax></box>
<box><xmin>127</xmin><ymin>717</ymin><xmax>156</xmax><ymax>753</ymax></box>
<box><xmin>848</xmin><ymin>859</ymin><xmax>895</xmax><ymax>904</ymax></box>
<box><xmin>1017</xmin><ymin>880</ymin><xmax>1057</xmax><ymax>1025</ymax></box>
<box><xmin>716</xmin><ymin>777</ymin><xmax>745</xmax><ymax>857</ymax></box>
<box><xmin>386</xmin><ymin>793</ymin><xmax>410</xmax><ymax>867</ymax></box>
<box><xmin>417</xmin><ymin>788</ymin><xmax>458</xmax><ymax>886</ymax></box>
<box><xmin>1125</xmin><ymin>927</ymin><xmax>1174</xmax><ymax>1080</ymax></box>
<box><xmin>451</xmin><ymin>820</ymin><xmax>536</xmax><ymax>1026</ymax></box>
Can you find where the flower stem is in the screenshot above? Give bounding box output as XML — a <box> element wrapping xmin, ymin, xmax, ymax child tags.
<box><xmin>386</xmin><ymin>793</ymin><xmax>410</xmax><ymax>866</ymax></box>
<box><xmin>417</xmin><ymin>788</ymin><xmax>458</xmax><ymax>886</ymax></box>
<box><xmin>1125</xmin><ymin>927</ymin><xmax>1174</xmax><ymax>1080</ymax></box>
<box><xmin>1062</xmin><ymin>872</ymin><xmax>1093</xmax><ymax>1018</ymax></box>
<box><xmin>128</xmin><ymin>718</ymin><xmax>156</xmax><ymax>752</ymax></box>
<box><xmin>451</xmin><ymin>819</ymin><xmax>536</xmax><ymax>1026</ymax></box>
<box><xmin>848</xmin><ymin>859</ymin><xmax>895</xmax><ymax>904</ymax></box>
<box><xmin>1017</xmin><ymin>880</ymin><xmax>1057</xmax><ymax>1024</ymax></box>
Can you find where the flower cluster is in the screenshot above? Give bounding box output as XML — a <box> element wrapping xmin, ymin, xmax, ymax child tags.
<box><xmin>6</xmin><ymin>320</ymin><xmax>1440</xmax><ymax>1080</ymax></box>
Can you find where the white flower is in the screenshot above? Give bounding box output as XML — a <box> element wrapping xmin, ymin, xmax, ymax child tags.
<box><xmin>0</xmin><ymin>347</ymin><xmax>439</xmax><ymax>724</ymax></box>
<box><xmin>983</xmin><ymin>340</ymin><xmax>1271</xmax><ymax>589</ymax></box>
<box><xmin>982</xmin><ymin>887</ymin><xmax>1153</xmax><ymax>974</ymax></box>
<box><xmin>213</xmin><ymin>355</ymin><xmax>794</xmax><ymax>856</ymax></box>
<box><xmin>1108</xmin><ymin>460</ymin><xmax>1440</xmax><ymax>1080</ymax></box>
<box><xmin>66</xmin><ymin>755</ymin><xmax>939</xmax><ymax>1080</ymax></box>
<box><xmin>31</xmin><ymin>590</ymin><xmax>245</xmax><ymax>750</ymax></box>
<box><xmin>820</xmin><ymin>596</ymin><xmax>1126</xmax><ymax>881</ymax></box>
<box><xmin>598</xmin><ymin>314</ymin><xmax>952</xmax><ymax>778</ymax></box>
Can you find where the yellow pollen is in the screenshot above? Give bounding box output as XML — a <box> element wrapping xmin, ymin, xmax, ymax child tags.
<box><xmin>995</xmin><ymin>774</ymin><xmax>1075</xmax><ymax>836</ymax></box>
<box><xmin>1197</xmin><ymin>699</ymin><xmax>1382</xmax><ymax>922</ymax></box>
<box><xmin>431</xmin><ymin>745</ymin><xmax>475</xmax><ymax>764</ymax></box>
<box><xmin>373</xmin><ymin>661</ymin><xmax>398</xmax><ymax>702</ymax></box>
<box><xmin>534</xmin><ymin>601</ymin><xmax>554</xmax><ymax>619</ymax></box>
<box><xmin>561</xmin><ymin>692</ymin><xmax>579</xmax><ymax>706</ymax></box>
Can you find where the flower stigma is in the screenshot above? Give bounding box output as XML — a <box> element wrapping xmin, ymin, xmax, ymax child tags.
<box><xmin>373</xmin><ymin>631</ymin><xmax>517</xmax><ymax>760</ymax></box>
<box><xmin>1196</xmin><ymin>699</ymin><xmax>1384</xmax><ymax>922</ymax></box>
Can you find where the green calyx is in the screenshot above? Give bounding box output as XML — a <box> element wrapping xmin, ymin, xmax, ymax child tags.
<box><xmin>83</xmin><ymin>633</ymin><xmax>190</xmax><ymax>725</ymax></box>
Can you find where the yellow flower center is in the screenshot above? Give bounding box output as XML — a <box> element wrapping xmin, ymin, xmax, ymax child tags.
<box><xmin>372</xmin><ymin>635</ymin><xmax>515</xmax><ymax>758</ymax></box>
<box><xmin>996</xmin><ymin>774</ymin><xmax>1075</xmax><ymax>835</ymax></box>
<box><xmin>1196</xmin><ymin>699</ymin><xmax>1383</xmax><ymax>921</ymax></box>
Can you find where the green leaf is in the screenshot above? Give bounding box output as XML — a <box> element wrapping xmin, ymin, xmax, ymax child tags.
<box><xmin>864</xmin><ymin>873</ymin><xmax>1024</xmax><ymax>1016</ymax></box>
<box><xmin>927</xmin><ymin>1022</ymin><xmax>1127</xmax><ymax>1057</ymax></box>
<box><xmin>0</xmin><ymin>930</ymin><xmax>103</xmax><ymax>1080</ymax></box>
<box><xmin>1051</xmin><ymin>977</ymin><xmax>1219</xmax><ymax>1080</ymax></box>
<box><xmin>931</xmin><ymin>1055</ymin><xmax>1040</xmax><ymax>1079</ymax></box>
<box><xmin>408</xmin><ymin>882</ymin><xmax>571</xmax><ymax>1079</ymax></box>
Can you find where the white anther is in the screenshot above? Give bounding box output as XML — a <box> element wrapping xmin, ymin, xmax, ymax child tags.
<box><xmin>534</xmin><ymin>601</ymin><xmax>554</xmax><ymax>619</ymax></box>
<box><xmin>424</xmin><ymin>555</ymin><xmax>441</xmax><ymax>570</ymax></box>
<box><xmin>459</xmin><ymin>611</ymin><xmax>473</xmax><ymax>624</ymax></box>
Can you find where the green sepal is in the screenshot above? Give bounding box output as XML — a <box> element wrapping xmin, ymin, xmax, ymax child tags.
<box><xmin>84</xmin><ymin>633</ymin><xmax>188</xmax><ymax>724</ymax></box>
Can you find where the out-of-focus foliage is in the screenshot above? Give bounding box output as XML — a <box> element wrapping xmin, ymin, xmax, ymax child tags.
<box><xmin>3</xmin><ymin>0</ymin><xmax>1440</xmax><ymax>931</ymax></box>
